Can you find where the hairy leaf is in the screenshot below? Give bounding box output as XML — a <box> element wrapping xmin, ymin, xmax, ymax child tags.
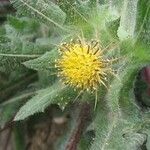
<box><xmin>91</xmin><ymin>65</ymin><xmax>145</xmax><ymax>150</ymax></box>
<box><xmin>135</xmin><ymin>0</ymin><xmax>150</xmax><ymax>44</ymax></box>
<box><xmin>11</xmin><ymin>0</ymin><xmax>66</xmax><ymax>30</ymax></box>
<box><xmin>23</xmin><ymin>49</ymin><xmax>59</xmax><ymax>71</ymax></box>
<box><xmin>14</xmin><ymin>82</ymin><xmax>77</xmax><ymax>121</ymax></box>
<box><xmin>90</xmin><ymin>52</ymin><xmax>150</xmax><ymax>150</ymax></box>
<box><xmin>118</xmin><ymin>0</ymin><xmax>138</xmax><ymax>40</ymax></box>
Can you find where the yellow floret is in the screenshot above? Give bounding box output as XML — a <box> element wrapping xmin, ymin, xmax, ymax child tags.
<box><xmin>56</xmin><ymin>40</ymin><xmax>113</xmax><ymax>91</ymax></box>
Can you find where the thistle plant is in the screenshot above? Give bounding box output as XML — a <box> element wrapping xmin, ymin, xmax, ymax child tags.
<box><xmin>0</xmin><ymin>0</ymin><xmax>150</xmax><ymax>150</ymax></box>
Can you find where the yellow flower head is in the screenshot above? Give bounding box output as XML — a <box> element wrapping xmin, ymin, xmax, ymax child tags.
<box><xmin>56</xmin><ymin>40</ymin><xmax>116</xmax><ymax>91</ymax></box>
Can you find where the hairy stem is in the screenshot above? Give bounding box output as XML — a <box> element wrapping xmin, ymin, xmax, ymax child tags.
<box><xmin>66</xmin><ymin>102</ymin><xmax>92</xmax><ymax>150</ymax></box>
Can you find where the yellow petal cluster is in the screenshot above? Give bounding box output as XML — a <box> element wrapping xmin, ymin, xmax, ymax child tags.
<box><xmin>56</xmin><ymin>40</ymin><xmax>112</xmax><ymax>91</ymax></box>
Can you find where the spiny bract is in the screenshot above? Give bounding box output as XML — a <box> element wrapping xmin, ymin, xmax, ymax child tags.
<box><xmin>56</xmin><ymin>39</ymin><xmax>117</xmax><ymax>91</ymax></box>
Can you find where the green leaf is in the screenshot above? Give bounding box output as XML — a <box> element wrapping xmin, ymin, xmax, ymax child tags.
<box><xmin>118</xmin><ymin>0</ymin><xmax>139</xmax><ymax>40</ymax></box>
<box><xmin>90</xmin><ymin>55</ymin><xmax>150</xmax><ymax>150</ymax></box>
<box><xmin>106</xmin><ymin>18</ymin><xmax>120</xmax><ymax>39</ymax></box>
<box><xmin>23</xmin><ymin>49</ymin><xmax>59</xmax><ymax>71</ymax></box>
<box><xmin>57</xmin><ymin>0</ymin><xmax>89</xmax><ymax>24</ymax></box>
<box><xmin>140</xmin><ymin>112</ymin><xmax>150</xmax><ymax>149</ymax></box>
<box><xmin>91</xmin><ymin>114</ymin><xmax>147</xmax><ymax>150</ymax></box>
<box><xmin>11</xmin><ymin>0</ymin><xmax>66</xmax><ymax>30</ymax></box>
<box><xmin>135</xmin><ymin>0</ymin><xmax>150</xmax><ymax>44</ymax></box>
<box><xmin>14</xmin><ymin>82</ymin><xmax>77</xmax><ymax>121</ymax></box>
<box><xmin>0</xmin><ymin>17</ymin><xmax>43</xmax><ymax>72</ymax></box>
